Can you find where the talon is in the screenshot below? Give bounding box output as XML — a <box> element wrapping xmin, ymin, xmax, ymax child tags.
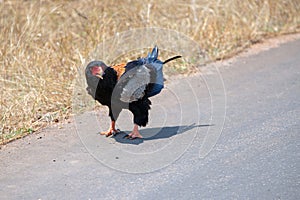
<box><xmin>112</xmin><ymin>129</ymin><xmax>121</xmax><ymax>136</ymax></box>
<box><xmin>128</xmin><ymin>135</ymin><xmax>143</xmax><ymax>140</ymax></box>
<box><xmin>100</xmin><ymin>128</ymin><xmax>120</xmax><ymax>137</ymax></box>
<box><xmin>126</xmin><ymin>126</ymin><xmax>143</xmax><ymax>139</ymax></box>
<box><xmin>100</xmin><ymin>130</ymin><xmax>112</xmax><ymax>137</ymax></box>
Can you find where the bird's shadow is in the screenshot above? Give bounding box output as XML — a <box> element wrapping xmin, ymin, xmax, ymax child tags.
<box><xmin>109</xmin><ymin>123</ymin><xmax>212</xmax><ymax>145</ymax></box>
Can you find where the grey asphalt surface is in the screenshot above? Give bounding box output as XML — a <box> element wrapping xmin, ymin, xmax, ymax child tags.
<box><xmin>1</xmin><ymin>38</ymin><xmax>299</xmax><ymax>199</ymax></box>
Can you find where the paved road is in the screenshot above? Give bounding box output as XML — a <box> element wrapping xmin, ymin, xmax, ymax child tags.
<box><xmin>1</xmin><ymin>38</ymin><xmax>299</xmax><ymax>199</ymax></box>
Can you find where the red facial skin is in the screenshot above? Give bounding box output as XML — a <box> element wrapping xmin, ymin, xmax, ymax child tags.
<box><xmin>91</xmin><ymin>66</ymin><xmax>102</xmax><ymax>76</ymax></box>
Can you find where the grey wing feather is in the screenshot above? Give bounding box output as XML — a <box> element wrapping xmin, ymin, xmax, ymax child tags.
<box><xmin>119</xmin><ymin>65</ymin><xmax>152</xmax><ymax>103</ymax></box>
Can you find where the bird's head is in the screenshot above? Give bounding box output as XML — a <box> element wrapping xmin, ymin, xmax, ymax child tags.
<box><xmin>86</xmin><ymin>60</ymin><xmax>108</xmax><ymax>79</ymax></box>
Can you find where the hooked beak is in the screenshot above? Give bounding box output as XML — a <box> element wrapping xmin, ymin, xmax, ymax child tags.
<box><xmin>96</xmin><ymin>74</ymin><xmax>103</xmax><ymax>79</ymax></box>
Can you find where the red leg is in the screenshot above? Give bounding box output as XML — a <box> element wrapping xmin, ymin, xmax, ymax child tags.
<box><xmin>100</xmin><ymin>121</ymin><xmax>119</xmax><ymax>137</ymax></box>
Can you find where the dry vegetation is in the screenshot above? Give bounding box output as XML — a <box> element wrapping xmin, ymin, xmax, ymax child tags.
<box><xmin>1</xmin><ymin>0</ymin><xmax>299</xmax><ymax>144</ymax></box>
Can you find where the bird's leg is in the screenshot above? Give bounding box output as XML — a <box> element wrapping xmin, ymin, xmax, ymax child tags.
<box><xmin>100</xmin><ymin>121</ymin><xmax>119</xmax><ymax>137</ymax></box>
<box><xmin>127</xmin><ymin>124</ymin><xmax>143</xmax><ymax>139</ymax></box>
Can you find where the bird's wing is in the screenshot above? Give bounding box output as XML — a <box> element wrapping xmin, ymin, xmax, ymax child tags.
<box><xmin>112</xmin><ymin>46</ymin><xmax>181</xmax><ymax>103</ymax></box>
<box><xmin>117</xmin><ymin>62</ymin><xmax>156</xmax><ymax>103</ymax></box>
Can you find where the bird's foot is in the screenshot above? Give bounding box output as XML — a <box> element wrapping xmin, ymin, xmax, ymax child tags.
<box><xmin>100</xmin><ymin>128</ymin><xmax>120</xmax><ymax>137</ymax></box>
<box><xmin>125</xmin><ymin>130</ymin><xmax>143</xmax><ymax>140</ymax></box>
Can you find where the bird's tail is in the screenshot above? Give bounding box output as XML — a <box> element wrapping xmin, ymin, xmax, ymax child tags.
<box><xmin>145</xmin><ymin>46</ymin><xmax>159</xmax><ymax>63</ymax></box>
<box><xmin>163</xmin><ymin>55</ymin><xmax>182</xmax><ymax>64</ymax></box>
<box><xmin>145</xmin><ymin>46</ymin><xmax>182</xmax><ymax>64</ymax></box>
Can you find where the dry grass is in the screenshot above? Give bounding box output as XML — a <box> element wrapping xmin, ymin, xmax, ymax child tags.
<box><xmin>1</xmin><ymin>0</ymin><xmax>299</xmax><ymax>144</ymax></box>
